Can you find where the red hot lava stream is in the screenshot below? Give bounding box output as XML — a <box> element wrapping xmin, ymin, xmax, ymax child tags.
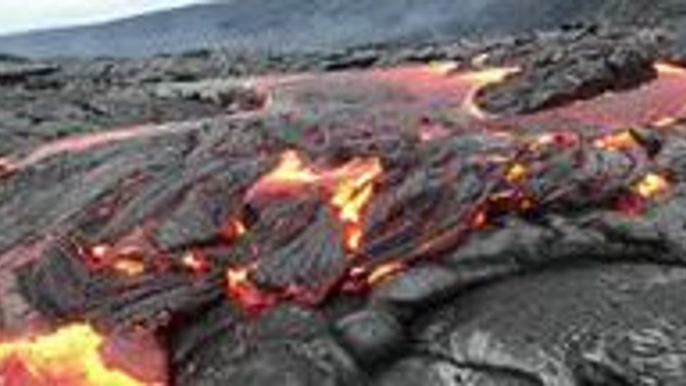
<box><xmin>0</xmin><ymin>324</ymin><xmax>165</xmax><ymax>386</ymax></box>
<box><xmin>4</xmin><ymin>60</ymin><xmax>686</xmax><ymax>384</ymax></box>
<box><xmin>227</xmin><ymin>151</ymin><xmax>383</xmax><ymax>311</ymax></box>
<box><xmin>246</xmin><ymin>150</ymin><xmax>383</xmax><ymax>252</ymax></box>
<box><xmin>5</xmin><ymin>61</ymin><xmax>686</xmax><ymax>174</ymax></box>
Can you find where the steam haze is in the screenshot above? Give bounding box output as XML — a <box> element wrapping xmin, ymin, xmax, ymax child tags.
<box><xmin>0</xmin><ymin>0</ymin><xmax>204</xmax><ymax>35</ymax></box>
<box><xmin>0</xmin><ymin>0</ymin><xmax>609</xmax><ymax>57</ymax></box>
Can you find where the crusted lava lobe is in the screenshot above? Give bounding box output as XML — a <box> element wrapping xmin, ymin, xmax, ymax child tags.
<box><xmin>475</xmin><ymin>27</ymin><xmax>666</xmax><ymax>115</ymax></box>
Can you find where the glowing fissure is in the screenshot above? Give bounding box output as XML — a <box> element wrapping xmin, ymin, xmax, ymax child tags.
<box><xmin>248</xmin><ymin>150</ymin><xmax>383</xmax><ymax>253</ymax></box>
<box><xmin>225</xmin><ymin>151</ymin><xmax>383</xmax><ymax>309</ymax></box>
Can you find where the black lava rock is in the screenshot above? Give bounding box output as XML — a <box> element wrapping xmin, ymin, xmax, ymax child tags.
<box><xmin>336</xmin><ymin>308</ymin><xmax>407</xmax><ymax>367</ymax></box>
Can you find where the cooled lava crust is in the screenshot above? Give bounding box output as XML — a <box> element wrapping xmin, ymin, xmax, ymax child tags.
<box><xmin>6</xmin><ymin>30</ymin><xmax>686</xmax><ymax>386</ymax></box>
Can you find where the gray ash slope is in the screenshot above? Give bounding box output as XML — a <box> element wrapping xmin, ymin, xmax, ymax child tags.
<box><xmin>0</xmin><ymin>0</ymin><xmax>682</xmax><ymax>58</ymax></box>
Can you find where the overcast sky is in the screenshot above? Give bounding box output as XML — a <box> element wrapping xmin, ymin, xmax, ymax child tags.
<box><xmin>0</xmin><ymin>0</ymin><xmax>206</xmax><ymax>35</ymax></box>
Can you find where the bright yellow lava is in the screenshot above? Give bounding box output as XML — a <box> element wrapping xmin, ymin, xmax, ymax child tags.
<box><xmin>0</xmin><ymin>324</ymin><xmax>148</xmax><ymax>386</ymax></box>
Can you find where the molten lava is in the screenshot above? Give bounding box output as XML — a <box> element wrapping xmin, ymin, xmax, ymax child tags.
<box><xmin>459</xmin><ymin>66</ymin><xmax>520</xmax><ymax>119</ymax></box>
<box><xmin>249</xmin><ymin>151</ymin><xmax>382</xmax><ymax>252</ymax></box>
<box><xmin>181</xmin><ymin>251</ymin><xmax>210</xmax><ymax>274</ymax></box>
<box><xmin>112</xmin><ymin>253</ymin><xmax>146</xmax><ymax>277</ymax></box>
<box><xmin>328</xmin><ymin>158</ymin><xmax>383</xmax><ymax>252</ymax></box>
<box><xmin>224</xmin><ymin>151</ymin><xmax>384</xmax><ymax>309</ymax></box>
<box><xmin>505</xmin><ymin>163</ymin><xmax>528</xmax><ymax>184</ymax></box>
<box><xmin>593</xmin><ymin>130</ymin><xmax>639</xmax><ymax>151</ymax></box>
<box><xmin>0</xmin><ymin>324</ymin><xmax>153</xmax><ymax>386</ymax></box>
<box><xmin>225</xmin><ymin>266</ymin><xmax>275</xmax><ymax>313</ymax></box>
<box><xmin>654</xmin><ymin>62</ymin><xmax>686</xmax><ymax>76</ymax></box>
<box><xmin>634</xmin><ymin>173</ymin><xmax>670</xmax><ymax>199</ymax></box>
<box><xmin>427</xmin><ymin>61</ymin><xmax>459</xmax><ymax>75</ymax></box>
<box><xmin>87</xmin><ymin>245</ymin><xmax>147</xmax><ymax>277</ymax></box>
<box><xmin>250</xmin><ymin>150</ymin><xmax>318</xmax><ymax>194</ymax></box>
<box><xmin>529</xmin><ymin>132</ymin><xmax>579</xmax><ymax>151</ymax></box>
<box><xmin>9</xmin><ymin>59</ymin><xmax>686</xmax><ymax>384</ymax></box>
<box><xmin>6</xmin><ymin>123</ymin><xmax>191</xmax><ymax>173</ymax></box>
<box><xmin>366</xmin><ymin>261</ymin><xmax>406</xmax><ymax>286</ymax></box>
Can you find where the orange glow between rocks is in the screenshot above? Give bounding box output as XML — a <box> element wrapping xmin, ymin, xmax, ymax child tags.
<box><xmin>654</xmin><ymin>62</ymin><xmax>686</xmax><ymax>76</ymax></box>
<box><xmin>653</xmin><ymin>116</ymin><xmax>678</xmax><ymax>127</ymax></box>
<box><xmin>90</xmin><ymin>245</ymin><xmax>109</xmax><ymax>260</ymax></box>
<box><xmin>593</xmin><ymin>130</ymin><xmax>639</xmax><ymax>151</ymax></box>
<box><xmin>329</xmin><ymin>158</ymin><xmax>383</xmax><ymax>252</ymax></box>
<box><xmin>250</xmin><ymin>151</ymin><xmax>382</xmax><ymax>253</ymax></box>
<box><xmin>459</xmin><ymin>67</ymin><xmax>520</xmax><ymax>84</ymax></box>
<box><xmin>471</xmin><ymin>210</ymin><xmax>489</xmax><ymax>229</ymax></box>
<box><xmin>248</xmin><ymin>151</ymin><xmax>318</xmax><ymax>197</ymax></box>
<box><xmin>87</xmin><ymin>244</ymin><xmax>146</xmax><ymax>277</ymax></box>
<box><xmin>366</xmin><ymin>261</ymin><xmax>405</xmax><ymax>286</ymax></box>
<box><xmin>505</xmin><ymin>163</ymin><xmax>528</xmax><ymax>184</ymax></box>
<box><xmin>181</xmin><ymin>251</ymin><xmax>210</xmax><ymax>274</ymax></box>
<box><xmin>459</xmin><ymin>66</ymin><xmax>520</xmax><ymax>119</ymax></box>
<box><xmin>233</xmin><ymin>220</ymin><xmax>247</xmax><ymax>237</ymax></box>
<box><xmin>112</xmin><ymin>255</ymin><xmax>146</xmax><ymax>277</ymax></box>
<box><xmin>529</xmin><ymin>132</ymin><xmax>579</xmax><ymax>151</ymax></box>
<box><xmin>225</xmin><ymin>266</ymin><xmax>275</xmax><ymax>313</ymax></box>
<box><xmin>427</xmin><ymin>61</ymin><xmax>459</xmax><ymax>75</ymax></box>
<box><xmin>634</xmin><ymin>173</ymin><xmax>670</xmax><ymax>199</ymax></box>
<box><xmin>222</xmin><ymin>219</ymin><xmax>248</xmax><ymax>240</ymax></box>
<box><xmin>0</xmin><ymin>324</ymin><xmax>152</xmax><ymax>386</ymax></box>
<box><xmin>224</xmin><ymin>151</ymin><xmax>384</xmax><ymax>307</ymax></box>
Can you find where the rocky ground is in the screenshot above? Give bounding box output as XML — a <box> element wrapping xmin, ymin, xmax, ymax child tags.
<box><xmin>6</xmin><ymin>8</ymin><xmax>686</xmax><ymax>386</ymax></box>
<box><xmin>2</xmin><ymin>21</ymin><xmax>686</xmax><ymax>156</ymax></box>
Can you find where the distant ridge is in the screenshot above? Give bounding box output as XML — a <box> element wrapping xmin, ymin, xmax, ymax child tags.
<box><xmin>0</xmin><ymin>0</ymin><xmax>647</xmax><ymax>58</ymax></box>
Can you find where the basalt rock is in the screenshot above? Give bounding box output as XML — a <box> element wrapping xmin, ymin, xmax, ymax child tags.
<box><xmin>475</xmin><ymin>27</ymin><xmax>666</xmax><ymax>115</ymax></box>
<box><xmin>5</xmin><ymin>31</ymin><xmax>686</xmax><ymax>386</ymax></box>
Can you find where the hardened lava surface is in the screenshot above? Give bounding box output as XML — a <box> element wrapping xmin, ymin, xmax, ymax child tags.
<box><xmin>6</xmin><ymin>38</ymin><xmax>686</xmax><ymax>385</ymax></box>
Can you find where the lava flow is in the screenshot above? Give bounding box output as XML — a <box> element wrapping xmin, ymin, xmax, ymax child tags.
<box><xmin>226</xmin><ymin>151</ymin><xmax>383</xmax><ymax>310</ymax></box>
<box><xmin>247</xmin><ymin>150</ymin><xmax>383</xmax><ymax>253</ymax></box>
<box><xmin>0</xmin><ymin>324</ymin><xmax>160</xmax><ymax>386</ymax></box>
<box><xmin>6</xmin><ymin>60</ymin><xmax>686</xmax><ymax>178</ymax></box>
<box><xmin>6</xmin><ymin>57</ymin><xmax>686</xmax><ymax>386</ymax></box>
<box><xmin>495</xmin><ymin>61</ymin><xmax>686</xmax><ymax>130</ymax></box>
<box><xmin>634</xmin><ymin>172</ymin><xmax>670</xmax><ymax>199</ymax></box>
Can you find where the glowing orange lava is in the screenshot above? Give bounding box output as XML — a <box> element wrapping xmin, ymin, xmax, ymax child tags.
<box><xmin>221</xmin><ymin>219</ymin><xmax>248</xmax><ymax>240</ymax></box>
<box><xmin>459</xmin><ymin>67</ymin><xmax>520</xmax><ymax>85</ymax></box>
<box><xmin>495</xmin><ymin>61</ymin><xmax>686</xmax><ymax>130</ymax></box>
<box><xmin>634</xmin><ymin>173</ymin><xmax>670</xmax><ymax>199</ymax></box>
<box><xmin>366</xmin><ymin>262</ymin><xmax>405</xmax><ymax>286</ymax></box>
<box><xmin>593</xmin><ymin>130</ymin><xmax>638</xmax><ymax>151</ymax></box>
<box><xmin>459</xmin><ymin>67</ymin><xmax>520</xmax><ymax>119</ymax></box>
<box><xmin>529</xmin><ymin>132</ymin><xmax>579</xmax><ymax>151</ymax></box>
<box><xmin>181</xmin><ymin>251</ymin><xmax>210</xmax><ymax>274</ymax></box>
<box><xmin>7</xmin><ymin>122</ymin><xmax>194</xmax><ymax>172</ymax></box>
<box><xmin>225</xmin><ymin>266</ymin><xmax>275</xmax><ymax>313</ymax></box>
<box><xmin>505</xmin><ymin>163</ymin><xmax>528</xmax><ymax>184</ymax></box>
<box><xmin>260</xmin><ymin>150</ymin><xmax>318</xmax><ymax>187</ymax></box>
<box><xmin>328</xmin><ymin>158</ymin><xmax>383</xmax><ymax>252</ymax></box>
<box><xmin>428</xmin><ymin>61</ymin><xmax>459</xmax><ymax>75</ymax></box>
<box><xmin>249</xmin><ymin>151</ymin><xmax>383</xmax><ymax>253</ymax></box>
<box><xmin>88</xmin><ymin>245</ymin><xmax>147</xmax><ymax>277</ymax></box>
<box><xmin>8</xmin><ymin>58</ymin><xmax>686</xmax><ymax>386</ymax></box>
<box><xmin>471</xmin><ymin>210</ymin><xmax>489</xmax><ymax>229</ymax></box>
<box><xmin>0</xmin><ymin>324</ymin><xmax>153</xmax><ymax>386</ymax></box>
<box><xmin>654</xmin><ymin>62</ymin><xmax>686</xmax><ymax>76</ymax></box>
<box><xmin>112</xmin><ymin>254</ymin><xmax>146</xmax><ymax>277</ymax></box>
